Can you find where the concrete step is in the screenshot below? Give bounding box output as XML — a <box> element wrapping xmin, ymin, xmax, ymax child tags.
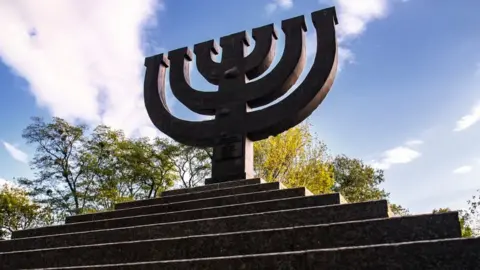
<box><xmin>115</xmin><ymin>182</ymin><xmax>285</xmax><ymax>210</ymax></box>
<box><xmin>0</xmin><ymin>212</ymin><xmax>461</xmax><ymax>269</ymax></box>
<box><xmin>161</xmin><ymin>178</ymin><xmax>265</xmax><ymax>197</ymax></box>
<box><xmin>35</xmin><ymin>237</ymin><xmax>480</xmax><ymax>270</ymax></box>
<box><xmin>8</xmin><ymin>193</ymin><xmax>343</xmax><ymax>244</ymax></box>
<box><xmin>11</xmin><ymin>199</ymin><xmax>388</xmax><ymax>241</ymax></box>
<box><xmin>63</xmin><ymin>187</ymin><xmax>308</xmax><ymax>225</ymax></box>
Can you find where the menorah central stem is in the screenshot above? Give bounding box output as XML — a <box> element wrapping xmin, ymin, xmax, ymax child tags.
<box><xmin>206</xmin><ymin>32</ymin><xmax>255</xmax><ymax>184</ymax></box>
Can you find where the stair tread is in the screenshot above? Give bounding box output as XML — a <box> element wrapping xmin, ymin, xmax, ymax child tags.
<box><xmin>17</xmin><ymin>193</ymin><xmax>340</xmax><ymax>239</ymax></box>
<box><xmin>0</xmin><ymin>212</ymin><xmax>460</xmax><ymax>252</ymax></box>
<box><xmin>0</xmin><ymin>213</ymin><xmax>461</xmax><ymax>269</ymax></box>
<box><xmin>11</xmin><ymin>200</ymin><xmax>388</xmax><ymax>240</ymax></box>
<box><xmin>115</xmin><ymin>182</ymin><xmax>285</xmax><ymax>210</ymax></box>
<box><xmin>161</xmin><ymin>178</ymin><xmax>264</xmax><ymax>197</ymax></box>
<box><xmin>23</xmin><ymin>237</ymin><xmax>480</xmax><ymax>270</ymax></box>
<box><xmin>63</xmin><ymin>188</ymin><xmax>308</xmax><ymax>225</ymax></box>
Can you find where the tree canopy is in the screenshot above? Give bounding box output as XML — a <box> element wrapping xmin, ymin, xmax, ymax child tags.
<box><xmin>0</xmin><ymin>184</ymin><xmax>52</xmax><ymax>239</ymax></box>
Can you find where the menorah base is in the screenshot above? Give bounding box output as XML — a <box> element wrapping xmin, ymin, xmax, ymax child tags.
<box><xmin>205</xmin><ymin>172</ymin><xmax>250</xmax><ymax>185</ymax></box>
<box><xmin>207</xmin><ymin>134</ymin><xmax>254</xmax><ymax>185</ymax></box>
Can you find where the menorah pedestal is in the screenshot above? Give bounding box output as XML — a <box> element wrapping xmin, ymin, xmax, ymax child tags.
<box><xmin>205</xmin><ymin>134</ymin><xmax>254</xmax><ymax>185</ymax></box>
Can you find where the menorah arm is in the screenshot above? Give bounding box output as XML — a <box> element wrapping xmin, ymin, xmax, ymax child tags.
<box><xmin>244</xmin><ymin>24</ymin><xmax>277</xmax><ymax>80</ymax></box>
<box><xmin>246</xmin><ymin>7</ymin><xmax>338</xmax><ymax>141</ymax></box>
<box><xmin>144</xmin><ymin>53</ymin><xmax>217</xmax><ymax>147</ymax></box>
<box><xmin>244</xmin><ymin>15</ymin><xmax>307</xmax><ymax>108</ymax></box>
<box><xmin>168</xmin><ymin>47</ymin><xmax>222</xmax><ymax>116</ymax></box>
<box><xmin>193</xmin><ymin>40</ymin><xmax>222</xmax><ymax>85</ymax></box>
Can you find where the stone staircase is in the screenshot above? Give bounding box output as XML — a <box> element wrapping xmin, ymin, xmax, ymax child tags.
<box><xmin>1</xmin><ymin>178</ymin><xmax>479</xmax><ymax>269</ymax></box>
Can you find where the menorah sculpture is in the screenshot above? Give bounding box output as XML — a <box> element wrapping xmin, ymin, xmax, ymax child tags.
<box><xmin>144</xmin><ymin>7</ymin><xmax>339</xmax><ymax>184</ymax></box>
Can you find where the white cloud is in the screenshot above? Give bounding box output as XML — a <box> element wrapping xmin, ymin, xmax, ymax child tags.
<box><xmin>334</xmin><ymin>0</ymin><xmax>389</xmax><ymax>42</ymax></box>
<box><xmin>453</xmin><ymin>166</ymin><xmax>473</xmax><ymax>174</ymax></box>
<box><xmin>2</xmin><ymin>141</ymin><xmax>29</xmax><ymax>164</ymax></box>
<box><xmin>314</xmin><ymin>0</ymin><xmax>400</xmax><ymax>70</ymax></box>
<box><xmin>0</xmin><ymin>0</ymin><xmax>163</xmax><ymax>138</ymax></box>
<box><xmin>453</xmin><ymin>102</ymin><xmax>480</xmax><ymax>132</ymax></box>
<box><xmin>405</xmin><ymin>140</ymin><xmax>424</xmax><ymax>147</ymax></box>
<box><xmin>265</xmin><ymin>0</ymin><xmax>293</xmax><ymax>15</ymax></box>
<box><xmin>371</xmin><ymin>139</ymin><xmax>423</xmax><ymax>170</ymax></box>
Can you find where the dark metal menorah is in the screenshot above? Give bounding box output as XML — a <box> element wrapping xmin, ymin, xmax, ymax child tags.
<box><xmin>144</xmin><ymin>7</ymin><xmax>339</xmax><ymax>184</ymax></box>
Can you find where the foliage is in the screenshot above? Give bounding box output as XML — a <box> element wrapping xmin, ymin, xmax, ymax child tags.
<box><xmin>0</xmin><ymin>184</ymin><xmax>52</xmax><ymax>239</ymax></box>
<box><xmin>17</xmin><ymin>117</ymin><xmax>184</xmax><ymax>218</ymax></box>
<box><xmin>254</xmin><ymin>123</ymin><xmax>334</xmax><ymax>194</ymax></box>
<box><xmin>172</xmin><ymin>145</ymin><xmax>211</xmax><ymax>189</ymax></box>
<box><xmin>389</xmin><ymin>203</ymin><xmax>410</xmax><ymax>217</ymax></box>
<box><xmin>331</xmin><ymin>155</ymin><xmax>389</xmax><ymax>203</ymax></box>
<box><xmin>464</xmin><ymin>191</ymin><xmax>480</xmax><ymax>236</ymax></box>
<box><xmin>18</xmin><ymin>117</ymin><xmax>89</xmax><ymax>218</ymax></box>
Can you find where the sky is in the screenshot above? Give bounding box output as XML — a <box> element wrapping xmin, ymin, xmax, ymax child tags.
<box><xmin>1</xmin><ymin>0</ymin><xmax>479</xmax><ymax>214</ymax></box>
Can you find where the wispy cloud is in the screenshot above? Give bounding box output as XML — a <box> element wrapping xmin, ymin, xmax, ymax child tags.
<box><xmin>453</xmin><ymin>165</ymin><xmax>473</xmax><ymax>174</ymax></box>
<box><xmin>0</xmin><ymin>0</ymin><xmax>163</xmax><ymax>138</ymax></box>
<box><xmin>265</xmin><ymin>0</ymin><xmax>293</xmax><ymax>15</ymax></box>
<box><xmin>371</xmin><ymin>140</ymin><xmax>422</xmax><ymax>170</ymax></box>
<box><xmin>2</xmin><ymin>141</ymin><xmax>29</xmax><ymax>163</ymax></box>
<box><xmin>453</xmin><ymin>102</ymin><xmax>480</xmax><ymax>132</ymax></box>
<box><xmin>334</xmin><ymin>0</ymin><xmax>389</xmax><ymax>42</ymax></box>
<box><xmin>315</xmin><ymin>0</ymin><xmax>402</xmax><ymax>70</ymax></box>
<box><xmin>405</xmin><ymin>140</ymin><xmax>424</xmax><ymax>147</ymax></box>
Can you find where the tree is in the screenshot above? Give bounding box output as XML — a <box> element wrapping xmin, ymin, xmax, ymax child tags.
<box><xmin>433</xmin><ymin>208</ymin><xmax>474</xmax><ymax>238</ymax></box>
<box><xmin>331</xmin><ymin>155</ymin><xmax>389</xmax><ymax>203</ymax></box>
<box><xmin>173</xmin><ymin>144</ymin><xmax>211</xmax><ymax>189</ymax></box>
<box><xmin>389</xmin><ymin>204</ymin><xmax>410</xmax><ymax>217</ymax></box>
<box><xmin>17</xmin><ymin>117</ymin><xmax>177</xmax><ymax>217</ymax></box>
<box><xmin>19</xmin><ymin>117</ymin><xmax>89</xmax><ymax>218</ymax></box>
<box><xmin>254</xmin><ymin>123</ymin><xmax>334</xmax><ymax>194</ymax></box>
<box><xmin>464</xmin><ymin>190</ymin><xmax>480</xmax><ymax>236</ymax></box>
<box><xmin>0</xmin><ymin>184</ymin><xmax>52</xmax><ymax>239</ymax></box>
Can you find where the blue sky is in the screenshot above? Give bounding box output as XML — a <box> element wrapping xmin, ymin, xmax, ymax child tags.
<box><xmin>1</xmin><ymin>0</ymin><xmax>479</xmax><ymax>213</ymax></box>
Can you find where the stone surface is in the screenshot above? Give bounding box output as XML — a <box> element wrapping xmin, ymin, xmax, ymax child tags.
<box><xmin>62</xmin><ymin>187</ymin><xmax>307</xmax><ymax>225</ymax></box>
<box><xmin>13</xmin><ymin>199</ymin><xmax>387</xmax><ymax>240</ymax></box>
<box><xmin>39</xmin><ymin>238</ymin><xmax>480</xmax><ymax>270</ymax></box>
<box><xmin>1</xmin><ymin>193</ymin><xmax>348</xmax><ymax>252</ymax></box>
<box><xmin>115</xmin><ymin>182</ymin><xmax>284</xmax><ymax>210</ymax></box>
<box><xmin>0</xmin><ymin>213</ymin><xmax>461</xmax><ymax>268</ymax></box>
<box><xmin>161</xmin><ymin>178</ymin><xmax>264</xmax><ymax>197</ymax></box>
<box><xmin>9</xmin><ymin>193</ymin><xmax>341</xmax><ymax>242</ymax></box>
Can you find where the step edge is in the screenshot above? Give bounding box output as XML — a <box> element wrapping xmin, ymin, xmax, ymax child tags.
<box><xmin>115</xmin><ymin>181</ymin><xmax>284</xmax><ymax>209</ymax></box>
<box><xmin>12</xmin><ymin>198</ymin><xmax>384</xmax><ymax>241</ymax></box>
<box><xmin>2</xmin><ymin>212</ymin><xmax>460</xmax><ymax>254</ymax></box>
<box><xmin>66</xmin><ymin>187</ymin><xmax>307</xmax><ymax>222</ymax></box>
<box><xmin>161</xmin><ymin>178</ymin><xmax>265</xmax><ymax>196</ymax></box>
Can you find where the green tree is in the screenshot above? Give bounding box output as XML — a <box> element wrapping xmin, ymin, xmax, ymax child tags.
<box><xmin>0</xmin><ymin>184</ymin><xmax>52</xmax><ymax>239</ymax></box>
<box><xmin>172</xmin><ymin>144</ymin><xmax>211</xmax><ymax>188</ymax></box>
<box><xmin>464</xmin><ymin>191</ymin><xmax>480</xmax><ymax>236</ymax></box>
<box><xmin>18</xmin><ymin>117</ymin><xmax>89</xmax><ymax>218</ymax></box>
<box><xmin>254</xmin><ymin>123</ymin><xmax>334</xmax><ymax>194</ymax></box>
<box><xmin>389</xmin><ymin>203</ymin><xmax>410</xmax><ymax>217</ymax></box>
<box><xmin>331</xmin><ymin>155</ymin><xmax>389</xmax><ymax>203</ymax></box>
<box><xmin>17</xmin><ymin>117</ymin><xmax>177</xmax><ymax>217</ymax></box>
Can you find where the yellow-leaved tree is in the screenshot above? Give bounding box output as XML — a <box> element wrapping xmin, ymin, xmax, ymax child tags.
<box><xmin>253</xmin><ymin>122</ymin><xmax>334</xmax><ymax>194</ymax></box>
